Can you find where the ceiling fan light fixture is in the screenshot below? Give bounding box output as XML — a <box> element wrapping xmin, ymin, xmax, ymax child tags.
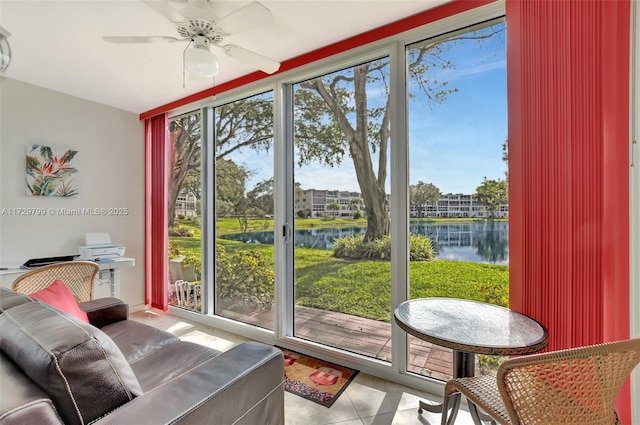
<box><xmin>185</xmin><ymin>37</ymin><xmax>219</xmax><ymax>77</ymax></box>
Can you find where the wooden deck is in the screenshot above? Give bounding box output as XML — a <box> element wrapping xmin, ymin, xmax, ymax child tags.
<box><xmin>219</xmin><ymin>304</ymin><xmax>455</xmax><ymax>381</ymax></box>
<box><xmin>294</xmin><ymin>305</ymin><xmax>454</xmax><ymax>381</ymax></box>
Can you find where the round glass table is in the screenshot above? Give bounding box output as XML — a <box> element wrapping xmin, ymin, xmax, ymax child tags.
<box><xmin>394</xmin><ymin>298</ymin><xmax>548</xmax><ymax>424</ymax></box>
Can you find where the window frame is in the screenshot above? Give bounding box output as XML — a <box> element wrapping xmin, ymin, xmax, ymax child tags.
<box><xmin>166</xmin><ymin>1</ymin><xmax>507</xmax><ymax>394</ymax></box>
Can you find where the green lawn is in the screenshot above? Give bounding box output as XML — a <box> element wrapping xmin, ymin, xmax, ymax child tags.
<box><xmin>170</xmin><ymin>218</ymin><xmax>509</xmax><ymax>322</ymax></box>
<box><xmin>293</xmin><ymin>249</ymin><xmax>507</xmax><ymax>321</ymax></box>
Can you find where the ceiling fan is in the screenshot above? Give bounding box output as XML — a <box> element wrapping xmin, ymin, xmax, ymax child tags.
<box><xmin>103</xmin><ymin>0</ymin><xmax>281</xmax><ymax>78</ymax></box>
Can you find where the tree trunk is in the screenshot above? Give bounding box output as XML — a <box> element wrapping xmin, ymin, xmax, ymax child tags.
<box><xmin>311</xmin><ymin>65</ymin><xmax>390</xmax><ymax>241</ymax></box>
<box><xmin>167</xmin><ymin>131</ymin><xmax>179</xmax><ymax>228</ymax></box>
<box><xmin>351</xmin><ymin>65</ymin><xmax>389</xmax><ymax>240</ymax></box>
<box><xmin>168</xmin><ymin>126</ymin><xmax>199</xmax><ymax>228</ymax></box>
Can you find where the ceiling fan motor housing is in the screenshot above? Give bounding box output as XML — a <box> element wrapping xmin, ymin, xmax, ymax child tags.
<box><xmin>177</xmin><ymin>18</ymin><xmax>225</xmax><ymax>44</ymax></box>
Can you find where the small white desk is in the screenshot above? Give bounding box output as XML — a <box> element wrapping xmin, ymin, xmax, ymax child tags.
<box><xmin>0</xmin><ymin>257</ymin><xmax>135</xmax><ymax>298</ymax></box>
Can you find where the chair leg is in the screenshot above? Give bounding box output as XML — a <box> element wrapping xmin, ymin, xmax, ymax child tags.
<box><xmin>440</xmin><ymin>394</ymin><xmax>461</xmax><ymax>425</ymax></box>
<box><xmin>467</xmin><ymin>401</ymin><xmax>499</xmax><ymax>425</ymax></box>
<box><xmin>467</xmin><ymin>401</ymin><xmax>484</xmax><ymax>425</ymax></box>
<box><xmin>448</xmin><ymin>394</ymin><xmax>461</xmax><ymax>425</ymax></box>
<box><xmin>439</xmin><ymin>395</ymin><xmax>450</xmax><ymax>425</ymax></box>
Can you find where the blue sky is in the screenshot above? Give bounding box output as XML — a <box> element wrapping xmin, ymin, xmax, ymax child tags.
<box><xmin>229</xmin><ymin>23</ymin><xmax>507</xmax><ymax>196</ymax></box>
<box><xmin>408</xmin><ymin>45</ymin><xmax>507</xmax><ymax>194</ymax></box>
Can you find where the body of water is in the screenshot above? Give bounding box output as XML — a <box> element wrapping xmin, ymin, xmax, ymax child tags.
<box><xmin>219</xmin><ymin>221</ymin><xmax>509</xmax><ymax>265</ymax></box>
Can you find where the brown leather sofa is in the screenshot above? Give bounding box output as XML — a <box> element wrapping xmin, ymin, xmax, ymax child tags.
<box><xmin>0</xmin><ymin>287</ymin><xmax>284</xmax><ymax>425</ymax></box>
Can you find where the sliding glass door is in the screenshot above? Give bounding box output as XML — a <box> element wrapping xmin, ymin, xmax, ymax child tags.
<box><xmin>291</xmin><ymin>57</ymin><xmax>393</xmax><ymax>361</ymax></box>
<box><xmin>213</xmin><ymin>91</ymin><xmax>276</xmax><ymax>331</ymax></box>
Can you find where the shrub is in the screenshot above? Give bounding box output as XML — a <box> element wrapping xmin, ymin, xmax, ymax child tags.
<box><xmin>168</xmin><ymin>226</ymin><xmax>194</xmax><ymax>237</ymax></box>
<box><xmin>333</xmin><ymin>233</ymin><xmax>434</xmax><ymax>261</ymax></box>
<box><xmin>215</xmin><ymin>245</ymin><xmax>274</xmax><ymax>309</ymax></box>
<box><xmin>333</xmin><ymin>234</ymin><xmax>372</xmax><ymax>259</ymax></box>
<box><xmin>478</xmin><ymin>354</ymin><xmax>506</xmax><ymax>375</ymax></box>
<box><xmin>169</xmin><ymin>243</ymin><xmax>274</xmax><ymax>310</ymax></box>
<box><xmin>297</xmin><ymin>208</ymin><xmax>311</xmax><ymax>218</ymax></box>
<box><xmin>168</xmin><ymin>241</ymin><xmax>180</xmax><ymax>258</ymax></box>
<box><xmin>409</xmin><ymin>234</ymin><xmax>435</xmax><ymax>262</ymax></box>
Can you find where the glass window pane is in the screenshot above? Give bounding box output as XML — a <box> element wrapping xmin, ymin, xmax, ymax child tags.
<box><xmin>167</xmin><ymin>111</ymin><xmax>203</xmax><ymax>312</ymax></box>
<box><xmin>214</xmin><ymin>92</ymin><xmax>275</xmax><ymax>331</ymax></box>
<box><xmin>407</xmin><ymin>20</ymin><xmax>508</xmax><ymax>380</ymax></box>
<box><xmin>292</xmin><ymin>57</ymin><xmax>392</xmax><ymax>361</ymax></box>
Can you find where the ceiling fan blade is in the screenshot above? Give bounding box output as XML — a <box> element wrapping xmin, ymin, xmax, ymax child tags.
<box><xmin>143</xmin><ymin>1</ymin><xmax>185</xmax><ymax>23</ymax></box>
<box><xmin>223</xmin><ymin>44</ymin><xmax>280</xmax><ymax>74</ymax></box>
<box><xmin>178</xmin><ymin>4</ymin><xmax>219</xmax><ymax>22</ymax></box>
<box><xmin>103</xmin><ymin>36</ymin><xmax>181</xmax><ymax>44</ymax></box>
<box><xmin>216</xmin><ymin>2</ymin><xmax>273</xmax><ymax>34</ymax></box>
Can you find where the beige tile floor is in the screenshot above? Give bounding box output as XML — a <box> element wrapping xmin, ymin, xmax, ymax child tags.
<box><xmin>130</xmin><ymin>309</ymin><xmax>477</xmax><ymax>425</ymax></box>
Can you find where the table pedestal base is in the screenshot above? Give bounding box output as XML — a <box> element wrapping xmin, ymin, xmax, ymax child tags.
<box><xmin>417</xmin><ymin>394</ymin><xmax>462</xmax><ymax>425</ymax></box>
<box><xmin>416</xmin><ymin>350</ymin><xmax>474</xmax><ymax>425</ymax></box>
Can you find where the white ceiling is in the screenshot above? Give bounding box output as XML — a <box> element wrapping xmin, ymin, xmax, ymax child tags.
<box><xmin>0</xmin><ymin>0</ymin><xmax>448</xmax><ymax>115</ymax></box>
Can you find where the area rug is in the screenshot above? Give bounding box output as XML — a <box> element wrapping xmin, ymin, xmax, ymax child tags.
<box><xmin>278</xmin><ymin>347</ymin><xmax>359</xmax><ymax>408</ymax></box>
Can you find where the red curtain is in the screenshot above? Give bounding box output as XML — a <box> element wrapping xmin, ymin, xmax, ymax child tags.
<box><xmin>506</xmin><ymin>0</ymin><xmax>631</xmax><ymax>420</ymax></box>
<box><xmin>145</xmin><ymin>114</ymin><xmax>169</xmax><ymax>310</ymax></box>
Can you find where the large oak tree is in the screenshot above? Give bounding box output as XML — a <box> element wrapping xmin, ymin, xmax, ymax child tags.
<box><xmin>169</xmin><ymin>23</ymin><xmax>503</xmax><ymax>239</ymax></box>
<box><xmin>293</xmin><ymin>23</ymin><xmax>502</xmax><ymax>240</ymax></box>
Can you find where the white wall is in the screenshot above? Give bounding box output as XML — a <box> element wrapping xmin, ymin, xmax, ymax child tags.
<box><xmin>0</xmin><ymin>78</ymin><xmax>145</xmax><ymax>307</ymax></box>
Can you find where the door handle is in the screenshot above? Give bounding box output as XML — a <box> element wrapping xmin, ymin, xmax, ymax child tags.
<box><xmin>283</xmin><ymin>222</ymin><xmax>292</xmax><ymax>242</ymax></box>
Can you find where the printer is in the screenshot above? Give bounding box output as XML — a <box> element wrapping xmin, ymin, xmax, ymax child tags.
<box><xmin>78</xmin><ymin>233</ymin><xmax>125</xmax><ymax>261</ymax></box>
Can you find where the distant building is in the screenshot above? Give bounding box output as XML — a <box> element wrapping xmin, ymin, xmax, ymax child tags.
<box><xmin>411</xmin><ymin>193</ymin><xmax>508</xmax><ymax>218</ymax></box>
<box><xmin>299</xmin><ymin>189</ymin><xmax>367</xmax><ymax>218</ymax></box>
<box><xmin>299</xmin><ymin>189</ymin><xmax>507</xmax><ymax>219</ymax></box>
<box><xmin>175</xmin><ymin>191</ymin><xmax>198</xmax><ymax>217</ymax></box>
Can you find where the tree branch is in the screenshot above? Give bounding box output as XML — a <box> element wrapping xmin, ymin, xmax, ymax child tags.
<box><xmin>216</xmin><ymin>135</ymin><xmax>273</xmax><ymax>159</ymax></box>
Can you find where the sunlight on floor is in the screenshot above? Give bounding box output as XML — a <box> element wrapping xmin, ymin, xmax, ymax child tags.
<box><xmin>129</xmin><ymin>309</ymin><xmax>477</xmax><ymax>425</ymax></box>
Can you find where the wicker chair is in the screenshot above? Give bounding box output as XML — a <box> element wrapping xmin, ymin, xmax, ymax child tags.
<box><xmin>12</xmin><ymin>261</ymin><xmax>99</xmax><ymax>302</ymax></box>
<box><xmin>441</xmin><ymin>338</ymin><xmax>640</xmax><ymax>425</ymax></box>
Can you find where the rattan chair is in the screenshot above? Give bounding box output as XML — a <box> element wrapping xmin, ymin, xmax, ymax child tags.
<box><xmin>441</xmin><ymin>338</ymin><xmax>640</xmax><ymax>425</ymax></box>
<box><xmin>12</xmin><ymin>261</ymin><xmax>99</xmax><ymax>302</ymax></box>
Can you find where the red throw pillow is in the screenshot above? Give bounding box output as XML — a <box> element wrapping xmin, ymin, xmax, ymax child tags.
<box><xmin>29</xmin><ymin>279</ymin><xmax>90</xmax><ymax>323</ymax></box>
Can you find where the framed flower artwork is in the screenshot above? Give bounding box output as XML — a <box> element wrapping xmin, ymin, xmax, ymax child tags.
<box><xmin>26</xmin><ymin>145</ymin><xmax>78</xmax><ymax>197</ymax></box>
